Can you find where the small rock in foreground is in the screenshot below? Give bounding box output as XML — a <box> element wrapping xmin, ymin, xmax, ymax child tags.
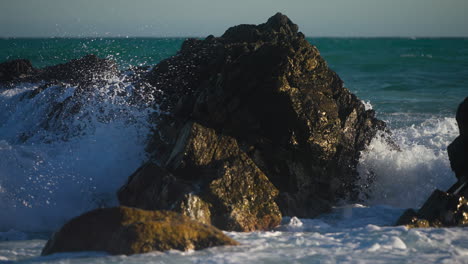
<box><xmin>396</xmin><ymin>190</ymin><xmax>468</xmax><ymax>228</ymax></box>
<box><xmin>41</xmin><ymin>206</ymin><xmax>238</xmax><ymax>256</ymax></box>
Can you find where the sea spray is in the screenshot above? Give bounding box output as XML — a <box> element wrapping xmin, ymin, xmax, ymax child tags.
<box><xmin>358</xmin><ymin>116</ymin><xmax>459</xmax><ymax>208</ymax></box>
<box><xmin>0</xmin><ymin>72</ymin><xmax>156</xmax><ymax>232</ymax></box>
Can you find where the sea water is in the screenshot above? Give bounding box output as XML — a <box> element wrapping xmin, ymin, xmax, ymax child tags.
<box><xmin>0</xmin><ymin>37</ymin><xmax>467</xmax><ymax>263</ymax></box>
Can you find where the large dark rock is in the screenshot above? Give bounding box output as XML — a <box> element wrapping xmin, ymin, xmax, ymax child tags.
<box><xmin>41</xmin><ymin>206</ymin><xmax>238</xmax><ymax>256</ymax></box>
<box><xmin>448</xmin><ymin>97</ymin><xmax>468</xmax><ymax>182</ymax></box>
<box><xmin>456</xmin><ymin>97</ymin><xmax>468</xmax><ymax>137</ymax></box>
<box><xmin>118</xmin><ymin>13</ymin><xmax>385</xmax><ymax>231</ymax></box>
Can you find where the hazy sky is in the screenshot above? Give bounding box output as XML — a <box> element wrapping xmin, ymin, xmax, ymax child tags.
<box><xmin>1</xmin><ymin>0</ymin><xmax>467</xmax><ymax>37</ymax></box>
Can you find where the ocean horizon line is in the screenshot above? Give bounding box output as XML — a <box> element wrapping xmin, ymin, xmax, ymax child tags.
<box><xmin>1</xmin><ymin>36</ymin><xmax>467</xmax><ymax>40</ymax></box>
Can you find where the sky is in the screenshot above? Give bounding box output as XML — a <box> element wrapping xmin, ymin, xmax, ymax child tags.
<box><xmin>1</xmin><ymin>0</ymin><xmax>467</xmax><ymax>37</ymax></box>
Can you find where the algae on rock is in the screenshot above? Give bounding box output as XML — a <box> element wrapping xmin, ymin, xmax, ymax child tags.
<box><xmin>41</xmin><ymin>206</ymin><xmax>238</xmax><ymax>256</ymax></box>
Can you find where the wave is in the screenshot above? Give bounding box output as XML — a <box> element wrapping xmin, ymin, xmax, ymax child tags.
<box><xmin>0</xmin><ymin>73</ymin><xmax>155</xmax><ymax>232</ymax></box>
<box><xmin>358</xmin><ymin>116</ymin><xmax>459</xmax><ymax>208</ymax></box>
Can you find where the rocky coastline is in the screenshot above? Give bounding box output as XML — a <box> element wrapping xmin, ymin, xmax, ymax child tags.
<box><xmin>2</xmin><ymin>13</ymin><xmax>465</xmax><ymax>256</ymax></box>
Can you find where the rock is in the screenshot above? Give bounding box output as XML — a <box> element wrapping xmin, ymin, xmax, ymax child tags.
<box><xmin>117</xmin><ymin>163</ymin><xmax>195</xmax><ymax>214</ymax></box>
<box><xmin>41</xmin><ymin>206</ymin><xmax>238</xmax><ymax>256</ymax></box>
<box><xmin>119</xmin><ymin>13</ymin><xmax>385</xmax><ymax>230</ymax></box>
<box><xmin>396</xmin><ymin>209</ymin><xmax>430</xmax><ymax>228</ymax></box>
<box><xmin>0</xmin><ymin>59</ymin><xmax>36</xmax><ymax>84</ymax></box>
<box><xmin>456</xmin><ymin>97</ymin><xmax>468</xmax><ymax>137</ymax></box>
<box><xmin>448</xmin><ymin>136</ymin><xmax>468</xmax><ymax>184</ymax></box>
<box><xmin>396</xmin><ymin>190</ymin><xmax>468</xmax><ymax>228</ymax></box>
<box><xmin>119</xmin><ymin>122</ymin><xmax>282</xmax><ymax>231</ymax></box>
<box><xmin>448</xmin><ymin>97</ymin><xmax>468</xmax><ymax>182</ymax></box>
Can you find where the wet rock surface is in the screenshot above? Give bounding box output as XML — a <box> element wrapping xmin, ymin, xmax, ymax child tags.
<box><xmin>41</xmin><ymin>206</ymin><xmax>238</xmax><ymax>256</ymax></box>
<box><xmin>118</xmin><ymin>13</ymin><xmax>385</xmax><ymax>231</ymax></box>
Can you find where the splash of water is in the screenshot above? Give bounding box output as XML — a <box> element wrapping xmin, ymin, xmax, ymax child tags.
<box><xmin>0</xmin><ymin>71</ymin><xmax>156</xmax><ymax>232</ymax></box>
<box><xmin>358</xmin><ymin>116</ymin><xmax>459</xmax><ymax>208</ymax></box>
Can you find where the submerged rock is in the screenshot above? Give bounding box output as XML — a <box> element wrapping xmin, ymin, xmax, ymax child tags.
<box><xmin>119</xmin><ymin>13</ymin><xmax>385</xmax><ymax>231</ymax></box>
<box><xmin>397</xmin><ymin>97</ymin><xmax>468</xmax><ymax>228</ymax></box>
<box><xmin>41</xmin><ymin>206</ymin><xmax>238</xmax><ymax>256</ymax></box>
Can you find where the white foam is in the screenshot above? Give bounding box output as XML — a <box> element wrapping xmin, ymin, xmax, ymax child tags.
<box><xmin>288</xmin><ymin>217</ymin><xmax>303</xmax><ymax>228</ymax></box>
<box><xmin>358</xmin><ymin>116</ymin><xmax>459</xmax><ymax>208</ymax></box>
<box><xmin>361</xmin><ymin>100</ymin><xmax>373</xmax><ymax>111</ymax></box>
<box><xmin>1</xmin><ymin>206</ymin><xmax>467</xmax><ymax>263</ymax></box>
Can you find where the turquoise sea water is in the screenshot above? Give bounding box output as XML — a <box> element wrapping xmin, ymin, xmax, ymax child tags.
<box><xmin>0</xmin><ymin>38</ymin><xmax>467</xmax><ymax>263</ymax></box>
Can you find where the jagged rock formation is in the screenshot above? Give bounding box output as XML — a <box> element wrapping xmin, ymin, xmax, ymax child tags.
<box><xmin>118</xmin><ymin>13</ymin><xmax>385</xmax><ymax>231</ymax></box>
<box><xmin>41</xmin><ymin>207</ymin><xmax>238</xmax><ymax>256</ymax></box>
<box><xmin>397</xmin><ymin>97</ymin><xmax>468</xmax><ymax>228</ymax></box>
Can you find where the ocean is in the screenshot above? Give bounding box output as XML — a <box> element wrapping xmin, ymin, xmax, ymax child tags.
<box><xmin>0</xmin><ymin>37</ymin><xmax>467</xmax><ymax>263</ymax></box>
